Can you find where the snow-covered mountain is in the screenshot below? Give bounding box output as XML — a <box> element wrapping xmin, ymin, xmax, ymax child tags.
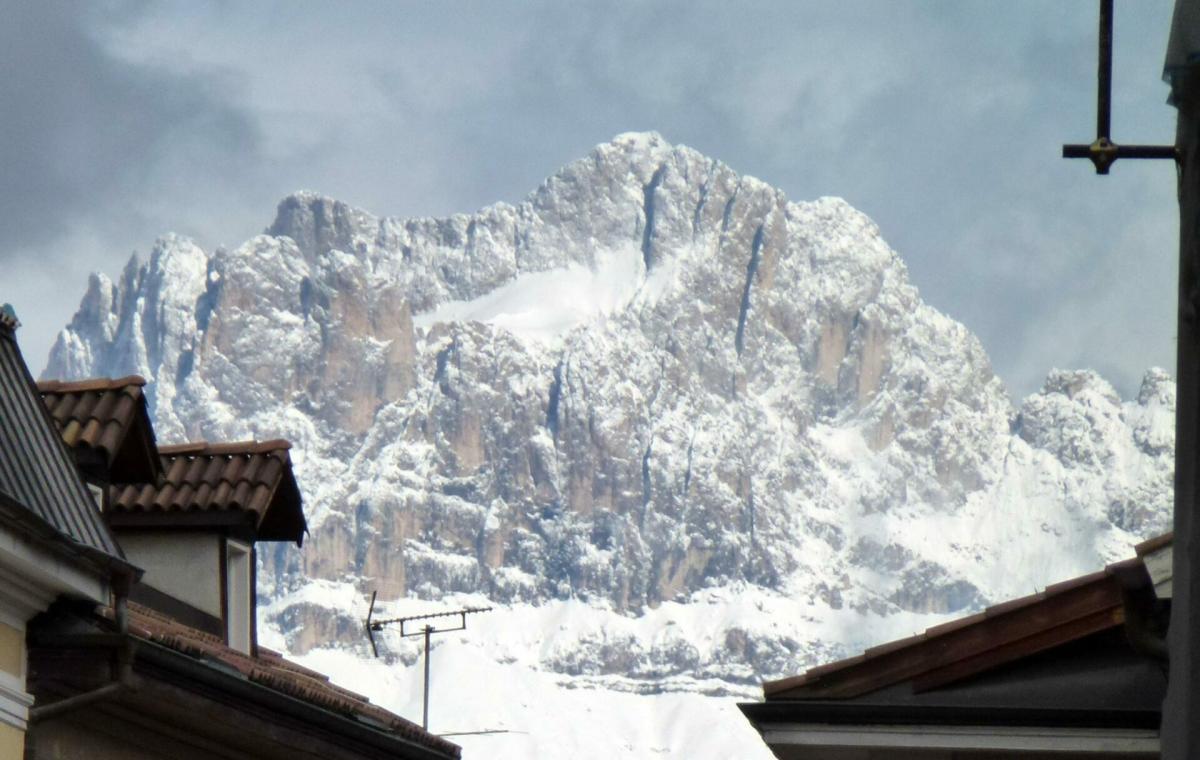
<box><xmin>45</xmin><ymin>132</ymin><xmax>1173</xmax><ymax>758</ymax></box>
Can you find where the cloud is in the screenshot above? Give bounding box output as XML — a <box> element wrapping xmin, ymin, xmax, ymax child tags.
<box><xmin>0</xmin><ymin>1</ymin><xmax>265</xmax><ymax>369</ymax></box>
<box><xmin>0</xmin><ymin>2</ymin><xmax>260</xmax><ymax>257</ymax></box>
<box><xmin>3</xmin><ymin>1</ymin><xmax>1181</xmax><ymax>397</ymax></box>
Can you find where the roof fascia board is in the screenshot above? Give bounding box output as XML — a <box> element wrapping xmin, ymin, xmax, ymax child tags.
<box><xmin>0</xmin><ymin>522</ymin><xmax>108</xmax><ymax>624</ymax></box>
<box><xmin>1142</xmin><ymin>544</ymin><xmax>1174</xmax><ymax>599</ymax></box>
<box><xmin>107</xmin><ymin>510</ymin><xmax>257</xmax><ymax>532</ymax></box>
<box><xmin>759</xmin><ymin>722</ymin><xmax>1159</xmax><ymax>754</ymax></box>
<box><xmin>738</xmin><ymin>700</ymin><xmax>1162</xmax><ymax>730</ymax></box>
<box><xmin>0</xmin><ymin>493</ymin><xmax>138</xmax><ymax>592</ymax></box>
<box><xmin>912</xmin><ymin>605</ymin><xmax>1124</xmax><ymax>693</ymax></box>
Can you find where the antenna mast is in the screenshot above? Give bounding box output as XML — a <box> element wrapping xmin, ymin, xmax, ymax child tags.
<box><xmin>364</xmin><ymin>591</ymin><xmax>492</xmax><ymax>731</ymax></box>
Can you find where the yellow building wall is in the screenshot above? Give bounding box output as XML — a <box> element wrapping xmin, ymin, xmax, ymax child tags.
<box><xmin>0</xmin><ymin>622</ymin><xmax>24</xmax><ymax>678</ymax></box>
<box><xmin>0</xmin><ymin>722</ymin><xmax>24</xmax><ymax>757</ymax></box>
<box><xmin>0</xmin><ymin>621</ymin><xmax>27</xmax><ymax>756</ymax></box>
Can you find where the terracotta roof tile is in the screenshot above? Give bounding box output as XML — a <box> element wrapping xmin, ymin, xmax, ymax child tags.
<box><xmin>159</xmin><ymin>439</ymin><xmax>293</xmax><ymax>456</ymax></box>
<box><xmin>980</xmin><ymin>593</ymin><xmax>1044</xmax><ymax>619</ymax></box>
<box><xmin>125</xmin><ymin>602</ymin><xmax>459</xmax><ymax>757</ymax></box>
<box><xmin>925</xmin><ymin>610</ymin><xmax>988</xmax><ymax>634</ymax></box>
<box><xmin>863</xmin><ymin>631</ymin><xmax>928</xmax><ymax>659</ymax></box>
<box><xmin>38</xmin><ymin>376</ymin><xmax>147</xmax><ymax>394</ymax></box>
<box><xmin>107</xmin><ymin>439</ymin><xmax>306</xmax><ymax>543</ymax></box>
<box><xmin>1044</xmin><ymin>568</ymin><xmax>1109</xmax><ymax>595</ymax></box>
<box><xmin>38</xmin><ymin>376</ymin><xmax>161</xmax><ymax>483</ymax></box>
<box><xmin>803</xmin><ymin>653</ymin><xmax>867</xmax><ymax>680</ymax></box>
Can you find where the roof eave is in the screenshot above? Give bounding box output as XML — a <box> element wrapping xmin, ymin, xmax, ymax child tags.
<box><xmin>133</xmin><ymin>636</ymin><xmax>461</xmax><ymax>759</ymax></box>
<box><xmin>255</xmin><ymin>469</ymin><xmax>307</xmax><ymax>546</ymax></box>
<box><xmin>0</xmin><ymin>491</ymin><xmax>141</xmax><ymax>586</ymax></box>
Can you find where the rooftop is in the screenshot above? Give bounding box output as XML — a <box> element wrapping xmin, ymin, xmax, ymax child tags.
<box><xmin>761</xmin><ymin>537</ymin><xmax>1166</xmax><ymax>701</ymax></box>
<box><xmin>0</xmin><ymin>320</ymin><xmax>126</xmax><ymax>564</ymax></box>
<box><xmin>38</xmin><ymin>375</ymin><xmax>162</xmax><ymax>483</ymax></box>
<box><xmin>108</xmin><ymin>438</ymin><xmax>307</xmax><ymax>544</ymax></box>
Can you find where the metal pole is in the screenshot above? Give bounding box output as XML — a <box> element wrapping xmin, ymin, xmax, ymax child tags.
<box><xmin>1097</xmin><ymin>0</ymin><xmax>1113</xmax><ymax>140</ymax></box>
<box><xmin>1164</xmin><ymin>54</ymin><xmax>1200</xmax><ymax>760</ymax></box>
<box><xmin>422</xmin><ymin>625</ymin><xmax>432</xmax><ymax>730</ymax></box>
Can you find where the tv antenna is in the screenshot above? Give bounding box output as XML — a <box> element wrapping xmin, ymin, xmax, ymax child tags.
<box><xmin>364</xmin><ymin>591</ymin><xmax>492</xmax><ymax>730</ymax></box>
<box><xmin>1062</xmin><ymin>0</ymin><xmax>1176</xmax><ymax>174</ymax></box>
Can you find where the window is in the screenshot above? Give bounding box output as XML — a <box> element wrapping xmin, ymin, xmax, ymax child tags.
<box><xmin>225</xmin><ymin>539</ymin><xmax>252</xmax><ymax>654</ymax></box>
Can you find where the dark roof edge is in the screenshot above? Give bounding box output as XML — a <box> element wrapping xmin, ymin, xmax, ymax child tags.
<box><xmin>135</xmin><ymin>636</ymin><xmax>460</xmax><ymax>760</ymax></box>
<box><xmin>1</xmin><ymin>330</ymin><xmax>128</xmax><ymax>560</ymax></box>
<box><xmin>0</xmin><ymin>491</ymin><xmax>141</xmax><ymax>584</ymax></box>
<box><xmin>737</xmin><ymin>700</ymin><xmax>1161</xmax><ymax>731</ymax></box>
<box><xmin>763</xmin><ymin>549</ymin><xmax>1152</xmax><ymax>698</ymax></box>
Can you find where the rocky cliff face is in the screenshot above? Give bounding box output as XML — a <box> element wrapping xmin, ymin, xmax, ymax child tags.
<box><xmin>46</xmin><ymin>133</ymin><xmax>1173</xmax><ymax>677</ymax></box>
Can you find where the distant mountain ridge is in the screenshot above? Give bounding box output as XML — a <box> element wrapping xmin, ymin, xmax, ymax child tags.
<box><xmin>46</xmin><ymin>133</ymin><xmax>1173</xmax><ymax>689</ymax></box>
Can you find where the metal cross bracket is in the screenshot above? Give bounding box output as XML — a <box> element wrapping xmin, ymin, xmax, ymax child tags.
<box><xmin>364</xmin><ymin>591</ymin><xmax>492</xmax><ymax>730</ymax></box>
<box><xmin>1062</xmin><ymin>0</ymin><xmax>1177</xmax><ymax>174</ymax></box>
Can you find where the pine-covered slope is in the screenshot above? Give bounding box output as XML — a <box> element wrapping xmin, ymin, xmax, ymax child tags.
<box><xmin>46</xmin><ymin>133</ymin><xmax>1173</xmax><ymax>697</ymax></box>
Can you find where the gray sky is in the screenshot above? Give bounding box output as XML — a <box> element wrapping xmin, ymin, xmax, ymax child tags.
<box><xmin>1</xmin><ymin>1</ymin><xmax>1180</xmax><ymax>398</ymax></box>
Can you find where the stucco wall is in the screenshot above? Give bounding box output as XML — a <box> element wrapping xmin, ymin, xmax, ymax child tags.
<box><xmin>0</xmin><ymin>622</ymin><xmax>23</xmax><ymax>678</ymax></box>
<box><xmin>0</xmin><ymin>620</ymin><xmax>27</xmax><ymax>756</ymax></box>
<box><xmin>118</xmin><ymin>532</ymin><xmax>222</xmax><ymax>617</ymax></box>
<box><xmin>0</xmin><ymin>722</ymin><xmax>23</xmax><ymax>758</ymax></box>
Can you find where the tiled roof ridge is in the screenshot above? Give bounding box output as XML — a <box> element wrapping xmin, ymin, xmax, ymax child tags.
<box><xmin>158</xmin><ymin>439</ymin><xmax>293</xmax><ymax>457</ymax></box>
<box><xmin>763</xmin><ymin>551</ymin><xmax>1149</xmax><ymax>698</ymax></box>
<box><xmin>1135</xmin><ymin>530</ymin><xmax>1173</xmax><ymax>556</ymax></box>
<box><xmin>38</xmin><ymin>375</ymin><xmax>147</xmax><ymax>393</ymax></box>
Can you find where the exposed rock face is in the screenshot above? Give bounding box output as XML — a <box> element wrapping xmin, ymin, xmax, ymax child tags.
<box><xmin>46</xmin><ymin>133</ymin><xmax>1173</xmax><ymax>673</ymax></box>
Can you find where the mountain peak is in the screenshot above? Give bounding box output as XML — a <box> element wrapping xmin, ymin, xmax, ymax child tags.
<box><xmin>46</xmin><ymin>132</ymin><xmax>1171</xmax><ymax>637</ymax></box>
<box><xmin>608</xmin><ymin>130</ymin><xmax>669</xmax><ymax>148</ymax></box>
<box><xmin>267</xmin><ymin>191</ymin><xmax>378</xmax><ymax>261</ymax></box>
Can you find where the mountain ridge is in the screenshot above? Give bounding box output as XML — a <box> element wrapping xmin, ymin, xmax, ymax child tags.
<box><xmin>44</xmin><ymin>133</ymin><xmax>1172</xmax><ymax>686</ymax></box>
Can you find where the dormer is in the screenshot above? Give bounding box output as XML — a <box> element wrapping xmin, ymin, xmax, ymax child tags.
<box><xmin>104</xmin><ymin>440</ymin><xmax>306</xmax><ymax>654</ymax></box>
<box><xmin>37</xmin><ymin>376</ymin><xmax>162</xmax><ymax>504</ymax></box>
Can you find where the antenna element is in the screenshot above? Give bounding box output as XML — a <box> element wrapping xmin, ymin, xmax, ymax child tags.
<box><xmin>363</xmin><ymin>593</ymin><xmax>492</xmax><ymax>731</ymax></box>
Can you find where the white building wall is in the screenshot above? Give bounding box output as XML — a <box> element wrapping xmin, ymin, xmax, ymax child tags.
<box><xmin>119</xmin><ymin>532</ymin><xmax>221</xmax><ymax>617</ymax></box>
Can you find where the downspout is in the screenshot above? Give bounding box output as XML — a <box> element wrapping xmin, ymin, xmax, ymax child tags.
<box><xmin>29</xmin><ymin>573</ymin><xmax>138</xmax><ymax>721</ymax></box>
<box><xmin>1121</xmin><ymin>587</ymin><xmax>1170</xmax><ymax>664</ymax></box>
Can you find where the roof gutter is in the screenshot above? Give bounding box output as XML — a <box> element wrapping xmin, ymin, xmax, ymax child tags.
<box><xmin>751</xmin><ymin>721</ymin><xmax>1159</xmax><ymax>755</ymax></box>
<box><xmin>738</xmin><ymin>700</ymin><xmax>1163</xmax><ymax>730</ymax></box>
<box><xmin>1122</xmin><ymin>587</ymin><xmax>1170</xmax><ymax>663</ymax></box>
<box><xmin>29</xmin><ymin>576</ymin><xmax>137</xmax><ymax>722</ymax></box>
